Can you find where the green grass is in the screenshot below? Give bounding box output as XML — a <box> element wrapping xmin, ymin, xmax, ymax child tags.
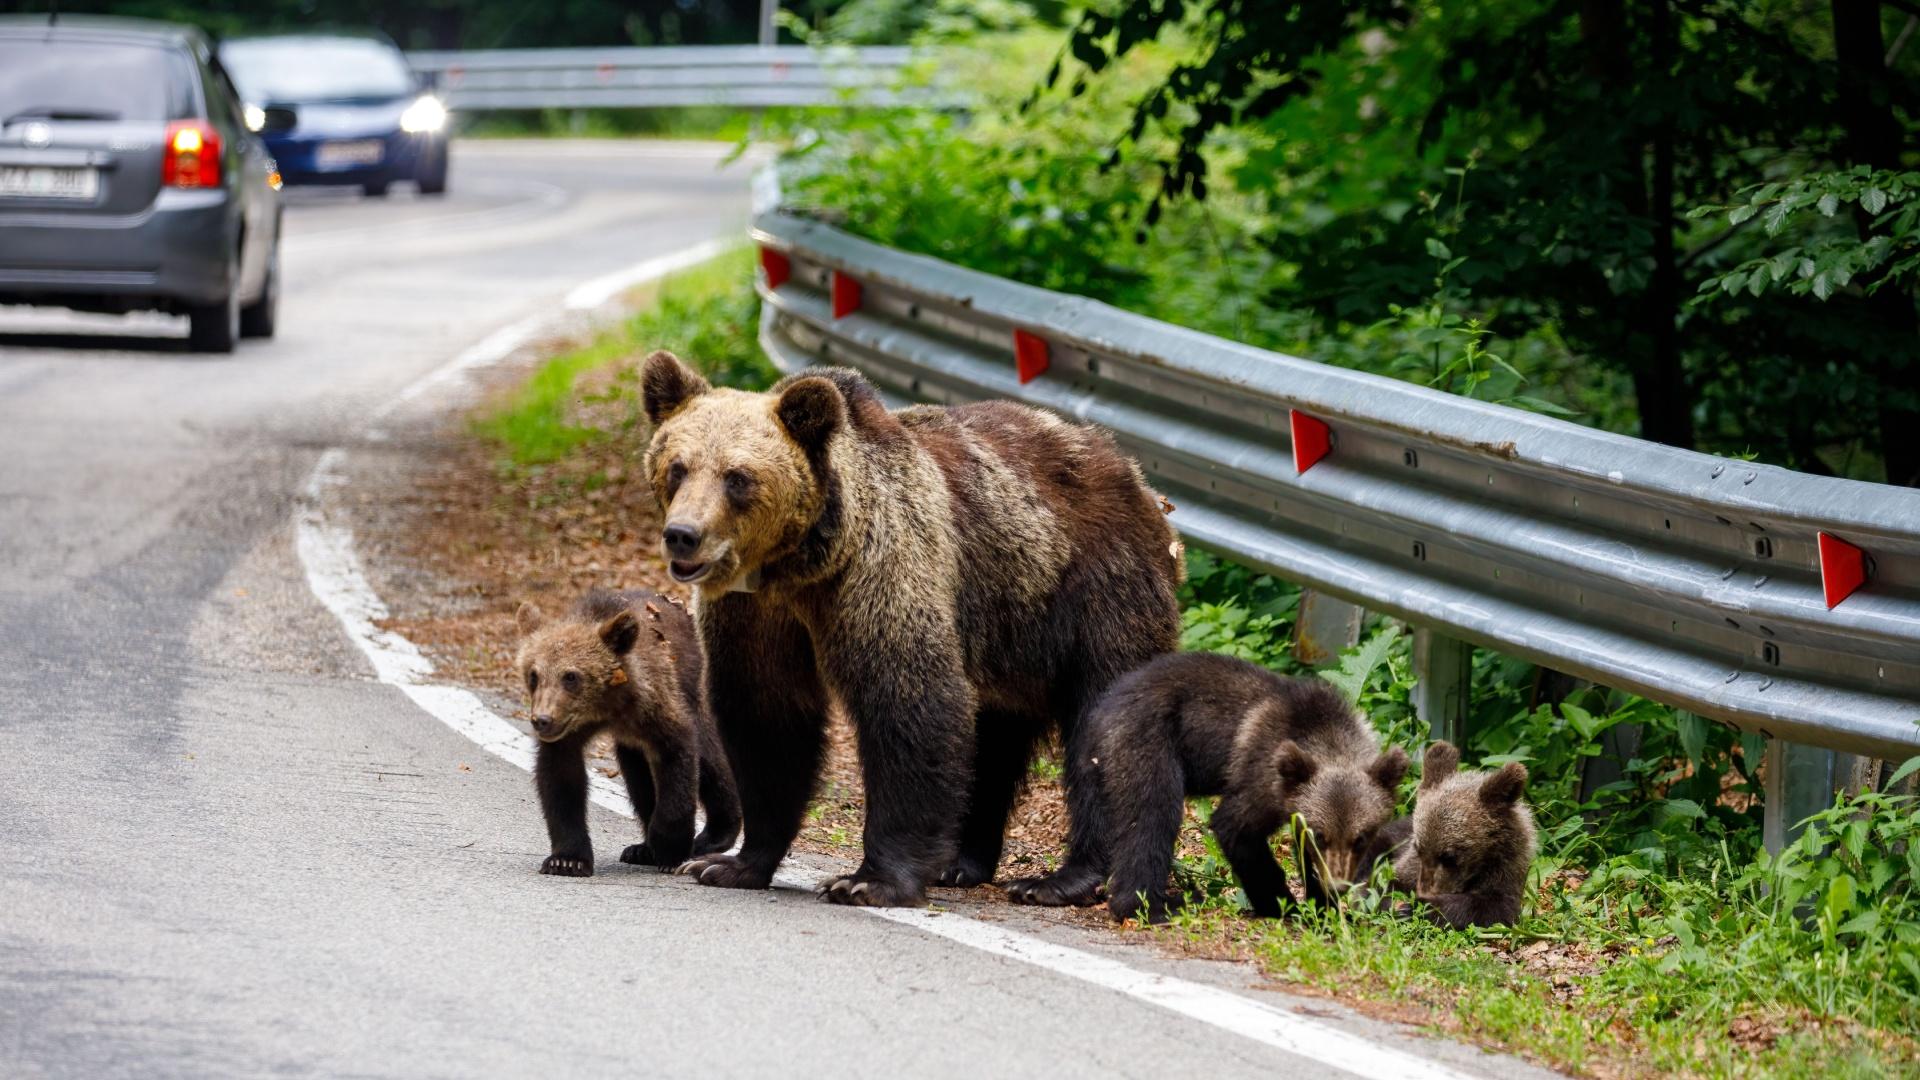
<box><xmin>473</xmin><ymin>244</ymin><xmax>777</xmax><ymax>468</ymax></box>
<box><xmin>458</xmin><ymin>106</ymin><xmax>826</xmax><ymax>143</ymax></box>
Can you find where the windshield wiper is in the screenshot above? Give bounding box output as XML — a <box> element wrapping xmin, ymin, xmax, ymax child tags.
<box><xmin>4</xmin><ymin>107</ymin><xmax>122</xmax><ymax>124</ymax></box>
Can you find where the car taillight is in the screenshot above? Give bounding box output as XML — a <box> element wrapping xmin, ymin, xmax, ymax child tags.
<box><xmin>163</xmin><ymin>121</ymin><xmax>222</xmax><ymax>188</ymax></box>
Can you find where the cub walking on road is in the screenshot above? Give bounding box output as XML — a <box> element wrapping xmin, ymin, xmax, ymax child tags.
<box><xmin>1090</xmin><ymin>652</ymin><xmax>1408</xmax><ymax>923</ymax></box>
<box><xmin>515</xmin><ymin>588</ymin><xmax>740</xmax><ymax>876</ymax></box>
<box><xmin>1388</xmin><ymin>740</ymin><xmax>1536</xmax><ymax>928</ymax></box>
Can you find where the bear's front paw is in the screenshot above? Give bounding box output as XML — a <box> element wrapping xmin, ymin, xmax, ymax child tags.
<box><xmin>821</xmin><ymin>872</ymin><xmax>925</xmax><ymax>908</ymax></box>
<box><xmin>620</xmin><ymin>843</ymin><xmax>680</xmax><ymax>871</ymax></box>
<box><xmin>935</xmin><ymin>853</ymin><xmax>996</xmax><ymax>888</ymax></box>
<box><xmin>677</xmin><ymin>854</ymin><xmax>772</xmax><ymax>890</ymax></box>
<box><xmin>540</xmin><ymin>853</ymin><xmax>594</xmax><ymax>877</ymax></box>
<box><xmin>1005</xmin><ymin>867</ymin><xmax>1105</xmax><ymax>907</ymax></box>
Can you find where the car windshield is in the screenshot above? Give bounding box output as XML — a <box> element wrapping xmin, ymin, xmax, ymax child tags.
<box><xmin>221</xmin><ymin>38</ymin><xmax>415</xmax><ymax>103</ymax></box>
<box><xmin>0</xmin><ymin>39</ymin><xmax>188</xmax><ymax>124</ymax></box>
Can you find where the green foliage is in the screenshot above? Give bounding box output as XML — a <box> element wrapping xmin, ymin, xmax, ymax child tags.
<box><xmin>1693</xmin><ymin>168</ymin><xmax>1920</xmax><ymax>303</ymax></box>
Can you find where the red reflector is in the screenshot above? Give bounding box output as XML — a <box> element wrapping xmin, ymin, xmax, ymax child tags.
<box><xmin>1817</xmin><ymin>531</ymin><xmax>1867</xmax><ymax>609</ymax></box>
<box><xmin>832</xmin><ymin>272</ymin><xmax>861</xmax><ymax>319</ymax></box>
<box><xmin>1291</xmin><ymin>410</ymin><xmax>1331</xmax><ymax>474</ymax></box>
<box><xmin>162</xmin><ymin>120</ymin><xmax>221</xmax><ymax>188</ymax></box>
<box><xmin>760</xmin><ymin>247</ymin><xmax>790</xmax><ymax>290</ymax></box>
<box><xmin>1013</xmin><ymin>330</ymin><xmax>1049</xmax><ymax>384</ymax></box>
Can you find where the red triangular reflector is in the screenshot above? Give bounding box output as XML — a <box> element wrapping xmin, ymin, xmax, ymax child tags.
<box><xmin>832</xmin><ymin>272</ymin><xmax>862</xmax><ymax>319</ymax></box>
<box><xmin>1013</xmin><ymin>330</ymin><xmax>1050</xmax><ymax>384</ymax></box>
<box><xmin>760</xmin><ymin>247</ymin><xmax>789</xmax><ymax>290</ymax></box>
<box><xmin>1291</xmin><ymin>410</ymin><xmax>1331</xmax><ymax>474</ymax></box>
<box><xmin>1817</xmin><ymin>531</ymin><xmax>1867</xmax><ymax>610</ymax></box>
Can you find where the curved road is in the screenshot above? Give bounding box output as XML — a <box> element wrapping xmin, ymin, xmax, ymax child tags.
<box><xmin>0</xmin><ymin>142</ymin><xmax>1547</xmax><ymax>1079</ymax></box>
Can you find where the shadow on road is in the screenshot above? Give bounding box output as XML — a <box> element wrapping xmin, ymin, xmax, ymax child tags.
<box><xmin>0</xmin><ymin>329</ymin><xmax>200</xmax><ymax>354</ymax></box>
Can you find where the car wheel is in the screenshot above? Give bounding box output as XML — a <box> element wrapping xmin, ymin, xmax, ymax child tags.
<box><xmin>187</xmin><ymin>291</ymin><xmax>239</xmax><ymax>353</ymax></box>
<box><xmin>363</xmin><ymin>181</ymin><xmax>390</xmax><ymax>198</ymax></box>
<box><xmin>418</xmin><ymin>146</ymin><xmax>448</xmax><ymax>196</ymax></box>
<box><xmin>240</xmin><ymin>244</ymin><xmax>278</xmax><ymax>340</ymax></box>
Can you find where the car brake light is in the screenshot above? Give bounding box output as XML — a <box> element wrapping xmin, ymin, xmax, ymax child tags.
<box><xmin>163</xmin><ymin>121</ymin><xmax>222</xmax><ymax>188</ymax></box>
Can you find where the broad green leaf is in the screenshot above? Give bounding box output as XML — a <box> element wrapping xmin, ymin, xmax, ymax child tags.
<box><xmin>1863</xmin><ymin>188</ymin><xmax>1888</xmax><ymax>214</ymax></box>
<box><xmin>1818</xmin><ymin>193</ymin><xmax>1840</xmax><ymax>216</ymax></box>
<box><xmin>1659</xmin><ymin>798</ymin><xmax>1706</xmax><ymax>821</ymax></box>
<box><xmin>1321</xmin><ymin>625</ymin><xmax>1402</xmax><ymax>704</ymax></box>
<box><xmin>1425</xmin><ymin>237</ymin><xmax>1452</xmax><ymax>260</ymax></box>
<box><xmin>1678</xmin><ymin>711</ymin><xmax>1707</xmax><ymax>764</ymax></box>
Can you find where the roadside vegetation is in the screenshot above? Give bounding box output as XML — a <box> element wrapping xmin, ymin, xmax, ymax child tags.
<box><xmin>450</xmin><ymin>247</ymin><xmax>1920</xmax><ymax>1077</ymax></box>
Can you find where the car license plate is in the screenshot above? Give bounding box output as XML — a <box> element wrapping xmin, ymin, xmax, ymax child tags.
<box><xmin>0</xmin><ymin>165</ymin><xmax>99</xmax><ymax>200</ymax></box>
<box><xmin>315</xmin><ymin>140</ymin><xmax>383</xmax><ymax>168</ymax></box>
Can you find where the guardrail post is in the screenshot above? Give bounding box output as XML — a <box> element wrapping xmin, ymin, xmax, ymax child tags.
<box><xmin>1763</xmin><ymin>739</ymin><xmax>1860</xmax><ymax>852</ymax></box>
<box><xmin>1292</xmin><ymin>589</ymin><xmax>1362</xmax><ymax>668</ymax></box>
<box><xmin>1413</xmin><ymin>629</ymin><xmax>1474</xmax><ymax>746</ymax></box>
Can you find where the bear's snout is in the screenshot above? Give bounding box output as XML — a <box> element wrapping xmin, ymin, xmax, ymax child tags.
<box><xmin>531</xmin><ymin>714</ymin><xmax>554</xmax><ymax>735</ymax></box>
<box><xmin>662</xmin><ymin>523</ymin><xmax>704</xmax><ymax>560</ymax></box>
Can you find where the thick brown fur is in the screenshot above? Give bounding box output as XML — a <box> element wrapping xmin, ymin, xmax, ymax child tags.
<box><xmin>1088</xmin><ymin>651</ymin><xmax>1408</xmax><ymax>922</ymax></box>
<box><xmin>640</xmin><ymin>351</ymin><xmax>1182</xmax><ymax>906</ymax></box>
<box><xmin>515</xmin><ymin>587</ymin><xmax>740</xmax><ymax>877</ymax></box>
<box><xmin>1390</xmin><ymin>741</ymin><xmax>1536</xmax><ymax>928</ymax></box>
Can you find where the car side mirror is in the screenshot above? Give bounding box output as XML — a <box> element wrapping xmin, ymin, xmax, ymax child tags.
<box><xmin>261</xmin><ymin>107</ymin><xmax>297</xmax><ymax>134</ymax></box>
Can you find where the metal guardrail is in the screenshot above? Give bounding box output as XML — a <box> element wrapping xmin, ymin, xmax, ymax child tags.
<box><xmin>745</xmin><ymin>199</ymin><xmax>1920</xmax><ymax>839</ymax></box>
<box><xmin>406</xmin><ymin>45</ymin><xmax>926</xmax><ymax>110</ymax></box>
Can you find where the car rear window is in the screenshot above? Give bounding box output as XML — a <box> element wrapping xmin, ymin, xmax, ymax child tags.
<box><xmin>221</xmin><ymin>38</ymin><xmax>416</xmax><ymax>103</ymax></box>
<box><xmin>0</xmin><ymin>39</ymin><xmax>192</xmax><ymax>125</ymax></box>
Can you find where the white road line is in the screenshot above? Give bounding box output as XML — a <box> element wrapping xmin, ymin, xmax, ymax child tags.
<box><xmin>292</xmin><ymin>241</ymin><xmax>1488</xmax><ymax>1080</ymax></box>
<box><xmin>562</xmin><ymin>236</ymin><xmax>738</xmax><ymax>311</ymax></box>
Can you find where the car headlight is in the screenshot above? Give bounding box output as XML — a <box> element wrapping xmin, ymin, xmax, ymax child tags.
<box><xmin>399</xmin><ymin>95</ymin><xmax>447</xmax><ymax>134</ymax></box>
<box><xmin>244</xmin><ymin>104</ymin><xmax>266</xmax><ymax>133</ymax></box>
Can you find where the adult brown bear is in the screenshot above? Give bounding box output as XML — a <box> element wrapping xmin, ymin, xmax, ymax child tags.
<box><xmin>640</xmin><ymin>350</ymin><xmax>1181</xmax><ymax>906</ymax></box>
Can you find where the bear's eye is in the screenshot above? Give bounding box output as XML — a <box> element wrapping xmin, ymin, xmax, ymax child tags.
<box><xmin>526</xmin><ymin>670</ymin><xmax>539</xmax><ymax>693</ymax></box>
<box><xmin>1436</xmin><ymin>851</ymin><xmax>1459</xmax><ymax>870</ymax></box>
<box><xmin>724</xmin><ymin>468</ymin><xmax>755</xmax><ymax>505</ymax></box>
<box><xmin>666</xmin><ymin>460</ymin><xmax>687</xmax><ymax>498</ymax></box>
<box><xmin>561</xmin><ymin>671</ymin><xmax>582</xmax><ymax>694</ymax></box>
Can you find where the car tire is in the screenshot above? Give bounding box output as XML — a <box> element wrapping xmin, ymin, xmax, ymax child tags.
<box><xmin>363</xmin><ymin>181</ymin><xmax>390</xmax><ymax>197</ymax></box>
<box><xmin>418</xmin><ymin>145</ymin><xmax>448</xmax><ymax>195</ymax></box>
<box><xmin>187</xmin><ymin>292</ymin><xmax>239</xmax><ymax>353</ymax></box>
<box><xmin>240</xmin><ymin>245</ymin><xmax>278</xmax><ymax>340</ymax></box>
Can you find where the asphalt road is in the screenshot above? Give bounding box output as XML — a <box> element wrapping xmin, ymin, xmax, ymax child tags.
<box><xmin>0</xmin><ymin>141</ymin><xmax>1552</xmax><ymax>1080</ymax></box>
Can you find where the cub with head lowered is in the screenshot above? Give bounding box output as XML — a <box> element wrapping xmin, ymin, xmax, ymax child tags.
<box><xmin>1388</xmin><ymin>740</ymin><xmax>1536</xmax><ymax>928</ymax></box>
<box><xmin>1091</xmin><ymin>651</ymin><xmax>1408</xmax><ymax>923</ymax></box>
<box><xmin>515</xmin><ymin>588</ymin><xmax>740</xmax><ymax>877</ymax></box>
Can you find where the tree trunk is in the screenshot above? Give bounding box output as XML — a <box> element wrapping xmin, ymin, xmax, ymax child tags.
<box><xmin>1832</xmin><ymin>0</ymin><xmax>1920</xmax><ymax>486</ymax></box>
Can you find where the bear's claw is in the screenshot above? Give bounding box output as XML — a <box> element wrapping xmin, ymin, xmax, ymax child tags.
<box><xmin>1005</xmin><ymin>868</ymin><xmax>1105</xmax><ymax>907</ymax></box>
<box><xmin>821</xmin><ymin>873</ymin><xmax>925</xmax><ymax>907</ymax></box>
<box><xmin>678</xmin><ymin>853</ymin><xmax>772</xmax><ymax>890</ymax></box>
<box><xmin>540</xmin><ymin>854</ymin><xmax>593</xmax><ymax>877</ymax></box>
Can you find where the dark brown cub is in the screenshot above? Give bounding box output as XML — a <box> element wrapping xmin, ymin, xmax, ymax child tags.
<box><xmin>1087</xmin><ymin>651</ymin><xmax>1408</xmax><ymax>923</ymax></box>
<box><xmin>515</xmin><ymin>588</ymin><xmax>740</xmax><ymax>877</ymax></box>
<box><xmin>1390</xmin><ymin>741</ymin><xmax>1537</xmax><ymax>928</ymax></box>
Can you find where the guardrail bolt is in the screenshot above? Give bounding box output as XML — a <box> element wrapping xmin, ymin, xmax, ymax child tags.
<box><xmin>1816</xmin><ymin>531</ymin><xmax>1868</xmax><ymax>609</ymax></box>
<box><xmin>1290</xmin><ymin>410</ymin><xmax>1332</xmax><ymax>474</ymax></box>
<box><xmin>759</xmin><ymin>247</ymin><xmax>790</xmax><ymax>290</ymax></box>
<box><xmin>832</xmin><ymin>272</ymin><xmax>862</xmax><ymax>318</ymax></box>
<box><xmin>1752</xmin><ymin>536</ymin><xmax>1773</xmax><ymax>559</ymax></box>
<box><xmin>1411</xmin><ymin>541</ymin><xmax>1426</xmax><ymax>561</ymax></box>
<box><xmin>1403</xmin><ymin>449</ymin><xmax>1419</xmax><ymax>468</ymax></box>
<box><xmin>1762</xmin><ymin>642</ymin><xmax>1781</xmax><ymax>666</ymax></box>
<box><xmin>1012</xmin><ymin>330</ymin><xmax>1050</xmax><ymax>384</ymax></box>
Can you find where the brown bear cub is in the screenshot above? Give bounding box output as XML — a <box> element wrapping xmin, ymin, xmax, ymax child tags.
<box><xmin>641</xmin><ymin>351</ymin><xmax>1182</xmax><ymax>907</ymax></box>
<box><xmin>1389</xmin><ymin>741</ymin><xmax>1536</xmax><ymax>928</ymax></box>
<box><xmin>1088</xmin><ymin>651</ymin><xmax>1409</xmax><ymax>924</ymax></box>
<box><xmin>515</xmin><ymin>588</ymin><xmax>740</xmax><ymax>877</ymax></box>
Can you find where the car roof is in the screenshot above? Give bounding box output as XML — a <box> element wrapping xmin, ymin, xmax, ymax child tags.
<box><xmin>0</xmin><ymin>14</ymin><xmax>207</xmax><ymax>48</ymax></box>
<box><xmin>221</xmin><ymin>31</ymin><xmax>402</xmax><ymax>51</ymax></box>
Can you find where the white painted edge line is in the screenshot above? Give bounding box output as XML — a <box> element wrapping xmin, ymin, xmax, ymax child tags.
<box><xmin>292</xmin><ymin>241</ymin><xmax>1487</xmax><ymax>1080</ymax></box>
<box><xmin>562</xmin><ymin>235</ymin><xmax>737</xmax><ymax>312</ymax></box>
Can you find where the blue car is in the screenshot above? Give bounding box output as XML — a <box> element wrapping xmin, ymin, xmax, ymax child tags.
<box><xmin>219</xmin><ymin>33</ymin><xmax>448</xmax><ymax>197</ymax></box>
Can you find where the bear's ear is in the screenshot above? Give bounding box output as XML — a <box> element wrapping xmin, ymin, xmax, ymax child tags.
<box><xmin>1370</xmin><ymin>745</ymin><xmax>1410</xmax><ymax>790</ymax></box>
<box><xmin>774</xmin><ymin>375</ymin><xmax>846</xmax><ymax>453</ymax></box>
<box><xmin>1420</xmin><ymin>741</ymin><xmax>1460</xmax><ymax>791</ymax></box>
<box><xmin>642</xmin><ymin>350</ymin><xmax>711</xmax><ymax>426</ymax></box>
<box><xmin>1480</xmin><ymin>761</ymin><xmax>1528</xmax><ymax>808</ymax></box>
<box><xmin>515</xmin><ymin>601</ymin><xmax>545</xmax><ymax>637</ymax></box>
<box><xmin>598</xmin><ymin>610</ymin><xmax>641</xmax><ymax>656</ymax></box>
<box><xmin>1274</xmin><ymin>740</ymin><xmax>1317</xmax><ymax>787</ymax></box>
